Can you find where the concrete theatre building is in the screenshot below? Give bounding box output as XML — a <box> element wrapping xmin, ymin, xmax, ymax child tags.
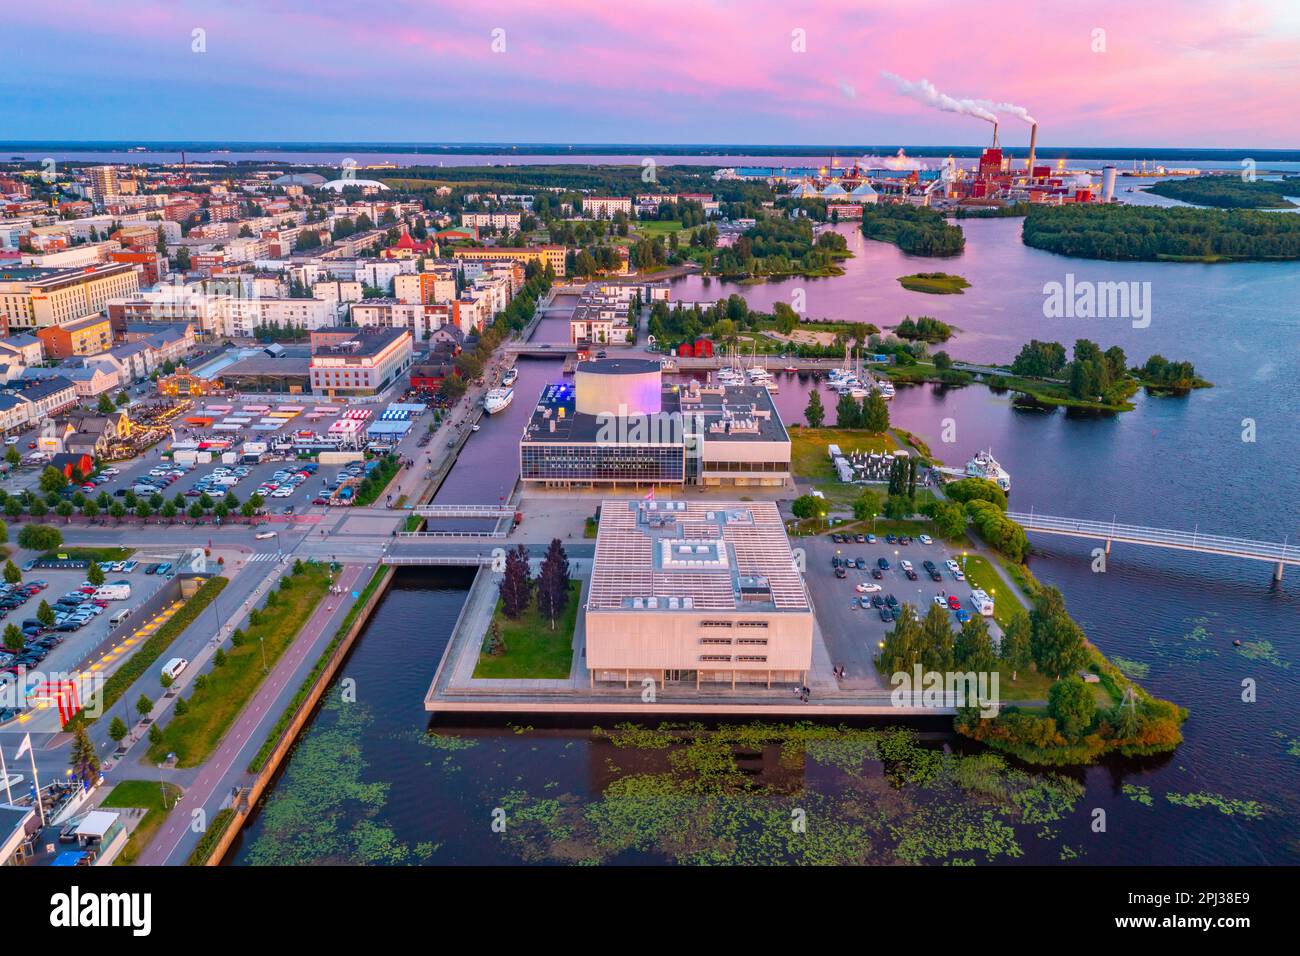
<box><xmin>585</xmin><ymin>499</ymin><xmax>813</xmax><ymax>688</ymax></box>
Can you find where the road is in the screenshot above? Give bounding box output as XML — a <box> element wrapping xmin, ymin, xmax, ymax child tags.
<box><xmin>137</xmin><ymin>561</ymin><xmax>370</xmax><ymax>865</ymax></box>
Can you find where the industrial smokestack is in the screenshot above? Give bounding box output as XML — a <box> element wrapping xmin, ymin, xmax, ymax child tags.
<box><xmin>1027</xmin><ymin>123</ymin><xmax>1037</xmax><ymax>177</ymax></box>
<box><xmin>991</xmin><ymin>121</ymin><xmax>999</xmax><ymax>148</ymax></box>
<box><xmin>1102</xmin><ymin>165</ymin><xmax>1117</xmax><ymax>203</ymax></box>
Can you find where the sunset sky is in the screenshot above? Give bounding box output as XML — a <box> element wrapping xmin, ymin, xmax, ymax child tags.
<box><xmin>8</xmin><ymin>0</ymin><xmax>1299</xmax><ymax>147</ymax></box>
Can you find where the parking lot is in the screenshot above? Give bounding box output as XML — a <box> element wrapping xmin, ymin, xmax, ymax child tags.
<box><xmin>800</xmin><ymin>531</ymin><xmax>1004</xmax><ymax>687</ymax></box>
<box><xmin>0</xmin><ymin>552</ymin><xmax>186</xmax><ymax>724</ymax></box>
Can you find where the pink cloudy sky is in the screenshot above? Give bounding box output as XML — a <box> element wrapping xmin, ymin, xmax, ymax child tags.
<box><xmin>7</xmin><ymin>0</ymin><xmax>1299</xmax><ymax>147</ymax></box>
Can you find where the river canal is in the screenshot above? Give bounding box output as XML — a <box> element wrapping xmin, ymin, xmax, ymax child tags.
<box><xmin>230</xmin><ymin>213</ymin><xmax>1298</xmax><ymax>866</ymax></box>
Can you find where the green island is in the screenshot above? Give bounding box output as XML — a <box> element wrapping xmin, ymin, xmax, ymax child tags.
<box><xmin>708</xmin><ymin>217</ymin><xmax>852</xmax><ymax>279</ymax></box>
<box><xmin>898</xmin><ymin>272</ymin><xmax>970</xmax><ymax>295</ymax></box>
<box><xmin>1145</xmin><ymin>175</ymin><xmax>1300</xmax><ymax>209</ymax></box>
<box><xmin>1022</xmin><ymin>202</ymin><xmax>1300</xmax><ymax>261</ymax></box>
<box><xmin>861</xmin><ymin>204</ymin><xmax>965</xmax><ymax>256</ymax></box>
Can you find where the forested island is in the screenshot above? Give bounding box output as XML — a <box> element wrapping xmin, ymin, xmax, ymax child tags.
<box><xmin>1145</xmin><ymin>175</ymin><xmax>1300</xmax><ymax>209</ymax></box>
<box><xmin>861</xmin><ymin>204</ymin><xmax>965</xmax><ymax>256</ymax></box>
<box><xmin>1022</xmin><ymin>203</ymin><xmax>1300</xmax><ymax>261</ymax></box>
<box><xmin>897</xmin><ymin>272</ymin><xmax>969</xmax><ymax>294</ymax></box>
<box><xmin>710</xmin><ymin>217</ymin><xmax>851</xmax><ymax>278</ymax></box>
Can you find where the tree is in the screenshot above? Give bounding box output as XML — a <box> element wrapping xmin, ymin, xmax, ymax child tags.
<box><xmin>2</xmin><ymin>560</ymin><xmax>20</xmax><ymax>585</ymax></box>
<box><xmin>953</xmin><ymin>614</ymin><xmax>997</xmax><ymax>673</ymax></box>
<box><xmin>188</xmin><ymin>502</ymin><xmax>204</xmax><ymax>520</ymax></box>
<box><xmin>919</xmin><ymin>603</ymin><xmax>955</xmax><ymax>672</ymax></box>
<box><xmin>37</xmin><ymin>600</ymin><xmax>56</xmax><ymax>628</ymax></box>
<box><xmin>922</xmin><ymin>499</ymin><xmax>966</xmax><ymax>538</ymax></box>
<box><xmin>880</xmin><ymin>604</ymin><xmax>923</xmax><ymax>675</ymax></box>
<box><xmin>3</xmin><ymin>446</ymin><xmax>18</xmax><ymax>468</ymax></box>
<box><xmin>2</xmin><ymin>623</ymin><xmax>23</xmax><ymax>653</ymax></box>
<box><xmin>1047</xmin><ymin>676</ymin><xmax>1097</xmax><ymax>739</ymax></box>
<box><xmin>999</xmin><ymin>607</ymin><xmax>1033</xmax><ymax>680</ymax></box>
<box><xmin>97</xmin><ymin>392</ymin><xmax>115</xmax><ymax>414</ymax></box>
<box><xmin>862</xmin><ymin>392</ymin><xmax>891</xmax><ymax>433</ymax></box>
<box><xmin>484</xmin><ymin>620</ymin><xmax>506</xmax><ymax>656</ymax></box>
<box><xmin>804</xmin><ymin>388</ymin><xmax>825</xmax><ymax>428</ymax></box>
<box><xmin>1030</xmin><ymin>586</ymin><xmax>1088</xmax><ymax>679</ymax></box>
<box><xmin>39</xmin><ymin>466</ymin><xmax>68</xmax><ymax>495</ymax></box>
<box><xmin>87</xmin><ymin>562</ymin><xmax>106</xmax><ymax>586</ymax></box>
<box><xmin>148</xmin><ymin>724</ymin><xmax>163</xmax><ymax>745</ymax></box>
<box><xmin>109</xmin><ymin>501</ymin><xmax>127</xmax><ymax>522</ymax></box>
<box><xmin>70</xmin><ymin>724</ymin><xmax>100</xmax><ymax>782</ymax></box>
<box><xmin>135</xmin><ymin>694</ymin><xmax>153</xmax><ymax>718</ymax></box>
<box><xmin>851</xmin><ymin>489</ymin><xmax>881</xmax><ymax>522</ymax></box>
<box><xmin>17</xmin><ymin>523</ymin><xmax>61</xmax><ymax>551</ymax></box>
<box><xmin>135</xmin><ymin>500</ymin><xmax>153</xmax><ymax>520</ymax></box>
<box><xmin>81</xmin><ymin>500</ymin><xmax>99</xmax><ymax>520</ymax></box>
<box><xmin>790</xmin><ymin>494</ymin><xmax>820</xmax><ymax>522</ymax></box>
<box><xmin>835</xmin><ymin>392</ymin><xmax>861</xmax><ymax>428</ymax></box>
<box><xmin>115</xmin><ymin>391</ymin><xmax>129</xmax><ymax>407</ymax></box>
<box><xmin>498</xmin><ymin>544</ymin><xmax>532</xmax><ymax>619</ymax></box>
<box><xmin>109</xmin><ymin>716</ymin><xmax>128</xmax><ymax>744</ymax></box>
<box><xmin>536</xmin><ymin>538</ymin><xmax>571</xmax><ymax>629</ymax></box>
<box><xmin>174</xmin><ymin>697</ymin><xmax>189</xmax><ymax>716</ymax></box>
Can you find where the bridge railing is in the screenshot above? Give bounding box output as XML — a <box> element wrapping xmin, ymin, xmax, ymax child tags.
<box><xmin>1007</xmin><ymin>512</ymin><xmax>1300</xmax><ymax>562</ymax></box>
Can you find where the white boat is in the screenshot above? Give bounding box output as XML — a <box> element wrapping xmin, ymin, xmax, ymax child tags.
<box><xmin>483</xmin><ymin>387</ymin><xmax>514</xmax><ymax>415</ymax></box>
<box><xmin>965</xmin><ymin>448</ymin><xmax>1011</xmax><ymax>492</ymax></box>
<box><xmin>876</xmin><ymin>381</ymin><xmax>896</xmax><ymax>400</ymax></box>
<box><xmin>501</xmin><ymin>367</ymin><xmax>518</xmax><ymax>387</ymax></box>
<box><xmin>848</xmin><ymin>385</ymin><xmax>870</xmax><ymax>398</ymax></box>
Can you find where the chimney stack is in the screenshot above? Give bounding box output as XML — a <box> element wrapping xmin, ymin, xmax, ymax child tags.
<box><xmin>991</xmin><ymin>121</ymin><xmax>999</xmax><ymax>149</ymax></box>
<box><xmin>1027</xmin><ymin>123</ymin><xmax>1038</xmax><ymax>178</ymax></box>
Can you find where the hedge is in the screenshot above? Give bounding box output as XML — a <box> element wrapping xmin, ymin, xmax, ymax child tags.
<box><xmin>186</xmin><ymin>808</ymin><xmax>235</xmax><ymax>866</ymax></box>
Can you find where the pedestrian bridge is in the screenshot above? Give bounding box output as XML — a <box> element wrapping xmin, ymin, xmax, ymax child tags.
<box><xmin>411</xmin><ymin>504</ymin><xmax>516</xmax><ymax>519</ymax></box>
<box><xmin>1007</xmin><ymin>511</ymin><xmax>1300</xmax><ymax>580</ymax></box>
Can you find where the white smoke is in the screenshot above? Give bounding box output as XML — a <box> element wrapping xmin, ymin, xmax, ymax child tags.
<box><xmin>881</xmin><ymin>72</ymin><xmax>997</xmax><ymax>124</ymax></box>
<box><xmin>882</xmin><ymin>72</ymin><xmax>1037</xmax><ymax>127</ymax></box>
<box><xmin>972</xmin><ymin>99</ymin><xmax>1037</xmax><ymax>125</ymax></box>
<box><xmin>861</xmin><ymin>148</ymin><xmax>926</xmax><ymax>171</ymax></box>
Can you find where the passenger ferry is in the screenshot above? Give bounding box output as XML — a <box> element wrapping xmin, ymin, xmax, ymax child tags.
<box><xmin>965</xmin><ymin>448</ymin><xmax>1011</xmax><ymax>492</ymax></box>
<box><xmin>501</xmin><ymin>366</ymin><xmax>518</xmax><ymax>387</ymax></box>
<box><xmin>483</xmin><ymin>387</ymin><xmax>514</xmax><ymax>415</ymax></box>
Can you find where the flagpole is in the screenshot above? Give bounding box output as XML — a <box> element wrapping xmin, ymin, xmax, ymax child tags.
<box><xmin>0</xmin><ymin>745</ymin><xmax>11</xmax><ymax>805</ymax></box>
<box><xmin>24</xmin><ymin>738</ymin><xmax>45</xmax><ymax>828</ymax></box>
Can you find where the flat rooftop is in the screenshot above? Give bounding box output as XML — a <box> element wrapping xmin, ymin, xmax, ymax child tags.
<box><xmin>588</xmin><ymin>498</ymin><xmax>809</xmax><ymax>613</ymax></box>
<box><xmin>521</xmin><ymin>380</ymin><xmax>788</xmax><ymax>446</ymax></box>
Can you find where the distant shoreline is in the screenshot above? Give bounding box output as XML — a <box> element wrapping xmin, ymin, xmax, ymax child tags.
<box><xmin>4</xmin><ymin>141</ymin><xmax>1300</xmax><ymax>163</ymax></box>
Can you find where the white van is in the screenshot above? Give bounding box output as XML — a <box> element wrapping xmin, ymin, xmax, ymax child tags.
<box><xmin>93</xmin><ymin>583</ymin><xmax>131</xmax><ymax>601</ymax></box>
<box><xmin>255</xmin><ymin>531</ymin><xmax>277</xmax><ymax>540</ymax></box>
<box><xmin>161</xmin><ymin>657</ymin><xmax>188</xmax><ymax>681</ymax></box>
<box><xmin>109</xmin><ymin>608</ymin><xmax>132</xmax><ymax>628</ymax></box>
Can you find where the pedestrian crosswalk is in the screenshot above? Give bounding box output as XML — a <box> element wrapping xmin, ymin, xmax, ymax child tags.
<box><xmin>248</xmin><ymin>552</ymin><xmax>283</xmax><ymax>563</ymax></box>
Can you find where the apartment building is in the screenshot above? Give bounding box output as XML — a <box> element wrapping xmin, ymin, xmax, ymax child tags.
<box><xmin>452</xmin><ymin>246</ymin><xmax>566</xmax><ymax>276</ymax></box>
<box><xmin>36</xmin><ymin>313</ymin><xmax>113</xmax><ymax>358</ymax></box>
<box><xmin>0</xmin><ymin>263</ymin><xmax>140</xmax><ymax>331</ymax></box>
<box><xmin>351</xmin><ymin>300</ymin><xmax>451</xmax><ymax>341</ymax></box>
<box><xmin>583</xmin><ymin>196</ymin><xmax>633</xmax><ymax>219</ymax></box>
<box><xmin>461</xmin><ymin>211</ymin><xmax>523</xmax><ymax>231</ymax></box>
<box><xmin>308</xmin><ymin>327</ymin><xmax>413</xmax><ymax>396</ymax></box>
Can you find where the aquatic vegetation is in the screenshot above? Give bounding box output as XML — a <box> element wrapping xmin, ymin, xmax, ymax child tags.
<box><xmin>1123</xmin><ymin>784</ymin><xmax>1154</xmax><ymax>807</ymax></box>
<box><xmin>1165</xmin><ymin>791</ymin><xmax>1267</xmax><ymax>819</ymax></box>
<box><xmin>1110</xmin><ymin>656</ymin><xmax>1150</xmax><ymax>680</ymax></box>
<box><xmin>1234</xmin><ymin>641</ymin><xmax>1290</xmax><ymax>668</ymax></box>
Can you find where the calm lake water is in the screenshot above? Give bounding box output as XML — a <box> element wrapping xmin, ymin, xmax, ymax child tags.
<box><xmin>231</xmin><ymin>214</ymin><xmax>1299</xmax><ymax>866</ymax></box>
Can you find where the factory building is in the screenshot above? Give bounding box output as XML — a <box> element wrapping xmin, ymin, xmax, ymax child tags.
<box><xmin>585</xmin><ymin>498</ymin><xmax>813</xmax><ymax>688</ymax></box>
<box><xmin>519</xmin><ymin>359</ymin><xmax>791</xmax><ymax>489</ymax></box>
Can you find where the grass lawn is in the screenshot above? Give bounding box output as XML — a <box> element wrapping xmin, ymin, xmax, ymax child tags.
<box><xmin>898</xmin><ymin>272</ymin><xmax>970</xmax><ymax>294</ymax></box>
<box><xmin>636</xmin><ymin>220</ymin><xmax>684</xmax><ymax>237</ymax></box>
<box><xmin>955</xmin><ymin>554</ymin><xmax>1016</xmax><ymax>629</ymax></box>
<box><xmin>41</xmin><ymin>546</ymin><xmax>136</xmax><ymax>562</ymax></box>
<box><xmin>473</xmin><ymin>580</ymin><xmax>580</xmax><ymax>679</ymax></box>
<box><xmin>147</xmin><ymin>564</ymin><xmax>332</xmax><ymax>766</ymax></box>
<box><xmin>101</xmin><ymin>779</ymin><xmax>182</xmax><ymax>866</ymax></box>
<box><xmin>789</xmin><ymin>427</ymin><xmax>897</xmax><ymax>481</ymax></box>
